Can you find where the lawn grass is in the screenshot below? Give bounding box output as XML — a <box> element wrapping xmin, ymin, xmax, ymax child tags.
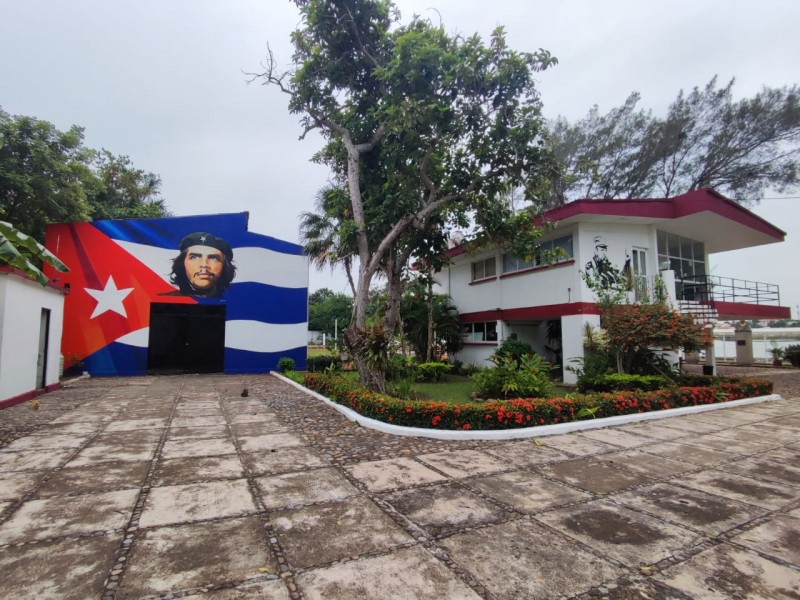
<box><xmin>307</xmin><ymin>346</ymin><xmax>333</xmax><ymax>358</ymax></box>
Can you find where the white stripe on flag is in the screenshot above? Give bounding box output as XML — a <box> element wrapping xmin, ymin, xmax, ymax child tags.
<box><xmin>113</xmin><ymin>240</ymin><xmax>308</xmax><ymax>289</ymax></box>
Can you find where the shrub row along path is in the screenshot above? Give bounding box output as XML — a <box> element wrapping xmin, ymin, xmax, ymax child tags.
<box><xmin>0</xmin><ymin>367</ymin><xmax>798</xmax><ymax>599</ymax></box>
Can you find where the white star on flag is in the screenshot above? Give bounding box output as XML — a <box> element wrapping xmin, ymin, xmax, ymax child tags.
<box><xmin>85</xmin><ymin>276</ymin><xmax>134</xmax><ymax>319</ymax></box>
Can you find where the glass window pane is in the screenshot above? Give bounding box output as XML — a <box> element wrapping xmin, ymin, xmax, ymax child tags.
<box><xmin>667</xmin><ymin>234</ymin><xmax>681</xmax><ymax>258</ymax></box>
<box><xmin>486</xmin><ymin>322</ymin><xmax>498</xmax><ymax>341</ymax></box>
<box><xmin>657</xmin><ymin>230</ymin><xmax>667</xmax><ymax>254</ymax></box>
<box><xmin>484</xmin><ymin>257</ymin><xmax>496</xmax><ymax>277</ymax></box>
<box><xmin>692</xmin><ymin>240</ymin><xmax>705</xmax><ymax>261</ymax></box>
<box><xmin>680</xmin><ymin>238</ymin><xmax>694</xmax><ymax>261</ymax></box>
<box><xmin>693</xmin><ymin>260</ymin><xmax>706</xmax><ymax>277</ymax></box>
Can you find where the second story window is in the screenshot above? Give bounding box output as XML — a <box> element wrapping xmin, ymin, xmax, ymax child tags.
<box><xmin>471</xmin><ymin>256</ymin><xmax>496</xmax><ymax>281</ymax></box>
<box><xmin>502</xmin><ymin>234</ymin><xmax>574</xmax><ymax>273</ymax></box>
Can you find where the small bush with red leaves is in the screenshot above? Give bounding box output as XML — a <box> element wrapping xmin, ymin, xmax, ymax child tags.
<box><xmin>302</xmin><ymin>372</ymin><xmax>773</xmax><ymax>431</ymax></box>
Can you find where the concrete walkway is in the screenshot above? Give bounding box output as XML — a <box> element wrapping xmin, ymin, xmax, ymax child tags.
<box><xmin>0</xmin><ymin>374</ymin><xmax>798</xmax><ymax>599</ymax></box>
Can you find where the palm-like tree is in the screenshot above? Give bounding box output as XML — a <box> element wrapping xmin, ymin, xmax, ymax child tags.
<box><xmin>299</xmin><ymin>184</ymin><xmax>357</xmax><ymax>296</ymax></box>
<box><xmin>0</xmin><ymin>221</ymin><xmax>68</xmax><ymax>285</ymax></box>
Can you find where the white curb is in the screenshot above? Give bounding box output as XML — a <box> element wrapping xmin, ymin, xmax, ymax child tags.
<box><xmin>271</xmin><ymin>372</ymin><xmax>784</xmax><ymax>441</ymax></box>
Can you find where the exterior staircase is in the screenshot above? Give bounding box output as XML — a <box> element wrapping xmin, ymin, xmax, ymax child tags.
<box><xmin>677</xmin><ymin>300</ymin><xmax>718</xmax><ymax>325</ymax></box>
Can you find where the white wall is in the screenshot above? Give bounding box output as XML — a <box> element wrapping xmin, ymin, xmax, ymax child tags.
<box><xmin>0</xmin><ymin>273</ymin><xmax>65</xmax><ymax>402</ymax></box>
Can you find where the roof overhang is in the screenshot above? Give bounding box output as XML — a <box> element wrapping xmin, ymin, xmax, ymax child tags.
<box><xmin>539</xmin><ymin>189</ymin><xmax>785</xmax><ymax>254</ymax></box>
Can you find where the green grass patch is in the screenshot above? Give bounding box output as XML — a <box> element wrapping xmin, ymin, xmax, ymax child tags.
<box><xmin>410</xmin><ymin>375</ymin><xmax>477</xmax><ymax>404</ymax></box>
<box><xmin>307</xmin><ymin>347</ymin><xmax>332</xmax><ymax>358</ymax></box>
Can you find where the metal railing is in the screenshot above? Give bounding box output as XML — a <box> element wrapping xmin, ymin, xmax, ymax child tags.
<box><xmin>676</xmin><ymin>275</ymin><xmax>781</xmax><ymax>306</ymax></box>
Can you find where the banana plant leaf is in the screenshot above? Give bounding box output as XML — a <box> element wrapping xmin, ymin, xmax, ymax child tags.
<box><xmin>0</xmin><ymin>221</ymin><xmax>69</xmax><ymax>285</ymax></box>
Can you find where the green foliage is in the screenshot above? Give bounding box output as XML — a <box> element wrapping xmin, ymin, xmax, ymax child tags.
<box><xmin>258</xmin><ymin>1</ymin><xmax>557</xmax><ymax>390</ymax></box>
<box><xmin>578</xmin><ymin>373</ymin><xmax>670</xmax><ymax>393</ymax></box>
<box><xmin>308</xmin><ymin>288</ymin><xmax>353</xmax><ymax>335</ymax></box>
<box><xmin>303</xmin><ymin>371</ymin><xmax>773</xmax><ymax>431</ymax></box>
<box><xmin>784</xmin><ymin>345</ymin><xmax>800</xmax><ymax>367</ymax></box>
<box><xmin>493</xmin><ymin>338</ymin><xmax>535</xmax><ymax>367</ymax></box>
<box><xmin>0</xmin><ymin>221</ymin><xmax>69</xmax><ymax>284</ymax></box>
<box><xmin>547</xmin><ymin>77</ymin><xmax>800</xmax><ymax>205</ymax></box>
<box><xmin>414</xmin><ymin>362</ymin><xmax>452</xmax><ymax>382</ymax></box>
<box><xmin>306</xmin><ymin>355</ymin><xmax>343</xmax><ymax>373</ymax></box>
<box><xmin>277</xmin><ymin>357</ymin><xmax>296</xmax><ymax>373</ymax></box>
<box><xmin>400</xmin><ymin>283</ymin><xmax>463</xmax><ymax>361</ymax></box>
<box><xmin>472</xmin><ymin>354</ymin><xmax>554</xmax><ymax>399</ymax></box>
<box><xmin>0</xmin><ymin>107</ymin><xmax>168</xmax><ymax>243</ymax></box>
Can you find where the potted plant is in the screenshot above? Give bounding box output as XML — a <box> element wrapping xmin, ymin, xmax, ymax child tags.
<box><xmin>769</xmin><ymin>345</ymin><xmax>785</xmax><ymax>367</ymax></box>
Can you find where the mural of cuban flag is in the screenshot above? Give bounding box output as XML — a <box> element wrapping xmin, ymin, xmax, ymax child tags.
<box><xmin>44</xmin><ymin>213</ymin><xmax>308</xmax><ymax>376</ymax></box>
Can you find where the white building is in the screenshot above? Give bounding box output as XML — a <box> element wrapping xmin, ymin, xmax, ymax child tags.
<box><xmin>0</xmin><ymin>267</ymin><xmax>66</xmax><ymax>405</ymax></box>
<box><xmin>435</xmin><ymin>189</ymin><xmax>790</xmax><ymax>384</ymax></box>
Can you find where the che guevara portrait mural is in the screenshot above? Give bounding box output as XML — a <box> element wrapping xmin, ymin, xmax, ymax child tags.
<box><xmin>44</xmin><ymin>213</ymin><xmax>308</xmax><ymax>376</ymax></box>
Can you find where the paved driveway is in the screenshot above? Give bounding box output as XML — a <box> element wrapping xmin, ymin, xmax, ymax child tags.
<box><xmin>0</xmin><ymin>373</ymin><xmax>798</xmax><ymax>599</ymax></box>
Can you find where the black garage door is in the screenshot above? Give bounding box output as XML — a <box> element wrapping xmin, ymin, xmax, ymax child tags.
<box><xmin>147</xmin><ymin>303</ymin><xmax>226</xmax><ymax>374</ymax></box>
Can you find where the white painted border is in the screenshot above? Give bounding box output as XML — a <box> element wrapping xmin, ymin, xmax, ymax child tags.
<box><xmin>271</xmin><ymin>372</ymin><xmax>783</xmax><ymax>441</ymax></box>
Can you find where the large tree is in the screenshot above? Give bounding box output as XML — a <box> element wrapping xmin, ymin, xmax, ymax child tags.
<box><xmin>547</xmin><ymin>77</ymin><xmax>800</xmax><ymax>205</ymax></box>
<box><xmin>258</xmin><ymin>0</ymin><xmax>557</xmax><ymax>389</ymax></box>
<box><xmin>0</xmin><ymin>107</ymin><xmax>169</xmax><ymax>242</ymax></box>
<box><xmin>308</xmin><ymin>287</ymin><xmax>353</xmax><ymax>337</ymax></box>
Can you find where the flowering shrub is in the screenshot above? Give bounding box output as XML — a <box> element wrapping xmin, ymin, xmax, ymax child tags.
<box><xmin>303</xmin><ymin>372</ymin><xmax>773</xmax><ymax>431</ymax></box>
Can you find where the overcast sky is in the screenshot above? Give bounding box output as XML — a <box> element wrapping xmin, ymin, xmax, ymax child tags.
<box><xmin>2</xmin><ymin>0</ymin><xmax>798</xmax><ymax>316</ymax></box>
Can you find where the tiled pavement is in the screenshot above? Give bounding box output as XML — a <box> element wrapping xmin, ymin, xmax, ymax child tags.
<box><xmin>0</xmin><ymin>374</ymin><xmax>798</xmax><ymax>599</ymax></box>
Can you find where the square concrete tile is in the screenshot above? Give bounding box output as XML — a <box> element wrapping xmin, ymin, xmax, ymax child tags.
<box><xmin>35</xmin><ymin>460</ymin><xmax>150</xmax><ymax>498</ymax></box>
<box><xmin>0</xmin><ymin>471</ymin><xmax>44</xmax><ymax>501</ymax></box>
<box><xmin>255</xmin><ymin>468</ymin><xmax>359</xmax><ymax>510</ymax></box>
<box><xmin>31</xmin><ymin>422</ymin><xmax>101</xmax><ymax>436</ymax></box>
<box><xmin>229</xmin><ymin>421</ymin><xmax>289</xmax><ymax>436</ymax></box>
<box><xmin>167</xmin><ymin>425</ymin><xmax>230</xmax><ymax>441</ymax></box>
<box><xmin>732</xmin><ymin>514</ymin><xmax>800</xmax><ymax>565</ymax></box>
<box><xmin>685</xmin><ymin>432</ymin><xmax>776</xmax><ymax>455</ymax></box>
<box><xmin>183</xmin><ymin>581</ymin><xmax>290</xmax><ymax>599</ymax></box>
<box><xmin>230</xmin><ymin>413</ymin><xmax>277</xmax><ymax>424</ymax></box>
<box><xmin>536</xmin><ymin>500</ymin><xmax>700</xmax><ymax>567</ymax></box>
<box><xmin>468</xmin><ymin>470</ymin><xmax>591</xmax><ymax>513</ymax></box>
<box><xmin>172</xmin><ymin>407</ymin><xmax>223</xmax><ymax>418</ymax></box>
<box><xmin>153</xmin><ymin>455</ymin><xmax>244</xmax><ymax>486</ymax></box>
<box><xmin>677</xmin><ymin>470</ymin><xmax>799</xmax><ymax>510</ymax></box>
<box><xmin>139</xmin><ymin>479</ymin><xmax>256</xmax><ymax>527</ymax></box>
<box><xmin>614</xmin><ymin>421</ymin><xmax>690</xmax><ymax>441</ymax></box>
<box><xmin>655</xmin><ymin>544</ymin><xmax>800</xmax><ymax>599</ymax></box>
<box><xmin>1</xmin><ymin>434</ymin><xmax>89</xmax><ymax>451</ymax></box>
<box><xmin>92</xmin><ymin>429</ymin><xmax>163</xmax><ymax>445</ymax></box>
<box><xmin>655</xmin><ymin>416</ymin><xmax>724</xmax><ymax>434</ymax></box>
<box><xmin>613</xmin><ymin>483</ymin><xmax>767</xmax><ymax>536</ymax></box>
<box><xmin>105</xmin><ymin>418</ymin><xmax>168</xmax><ymax>432</ymax></box>
<box><xmin>485</xmin><ymin>440</ymin><xmax>569</xmax><ymax>467</ymax></box>
<box><xmin>440</xmin><ymin>519</ymin><xmax>624</xmax><ymax>599</ymax></box>
<box><xmin>639</xmin><ymin>441</ymin><xmax>733</xmax><ymax>467</ymax></box>
<box><xmin>534</xmin><ymin>458</ymin><xmax>652</xmax><ymax>494</ymax></box>
<box><xmin>601</xmin><ymin>449</ymin><xmax>697</xmax><ymax>478</ymax></box>
<box><xmin>0</xmin><ymin>535</ymin><xmax>120</xmax><ymax>600</ymax></box>
<box><xmin>117</xmin><ymin>516</ymin><xmax>276</xmax><ymax>599</ymax></box>
<box><xmin>161</xmin><ymin>437</ymin><xmax>238</xmax><ymax>460</ymax></box>
<box><xmin>295</xmin><ymin>545</ymin><xmax>481</xmax><ymax>600</ymax></box>
<box><xmin>241</xmin><ymin>447</ymin><xmax>326</xmax><ymax>476</ymax></box>
<box><xmin>238</xmin><ymin>433</ymin><xmax>306</xmax><ymax>452</ymax></box>
<box><xmin>534</xmin><ymin>433</ymin><xmax>618</xmax><ymax>456</ymax></box>
<box><xmin>715</xmin><ymin>423</ymin><xmax>797</xmax><ymax>444</ymax></box>
<box><xmin>272</xmin><ymin>495</ymin><xmax>411</xmax><ymax>568</ymax></box>
<box><xmin>0</xmin><ymin>489</ymin><xmax>138</xmax><ymax>543</ymax></box>
<box><xmin>171</xmin><ymin>415</ymin><xmax>227</xmax><ymax>427</ymax></box>
<box><xmin>0</xmin><ymin>448</ymin><xmax>74</xmax><ymax>472</ymax></box>
<box><xmin>68</xmin><ymin>441</ymin><xmax>157</xmax><ymax>466</ymax></box>
<box><xmin>576</xmin><ymin>428</ymin><xmax>652</xmax><ymax>448</ymax></box>
<box><xmin>383</xmin><ymin>483</ymin><xmax>508</xmax><ymax>537</ymax></box>
<box><xmin>345</xmin><ymin>458</ymin><xmax>448</xmax><ymax>493</ymax></box>
<box><xmin>416</xmin><ymin>449</ymin><xmax>509</xmax><ymax>478</ymax></box>
<box><xmin>722</xmin><ymin>450</ymin><xmax>800</xmax><ymax>487</ymax></box>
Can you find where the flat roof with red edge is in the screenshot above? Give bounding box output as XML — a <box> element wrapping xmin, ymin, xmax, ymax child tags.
<box><xmin>448</xmin><ymin>189</ymin><xmax>785</xmax><ymax>257</ymax></box>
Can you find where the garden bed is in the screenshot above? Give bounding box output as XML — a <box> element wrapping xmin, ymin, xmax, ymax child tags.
<box><xmin>299</xmin><ymin>371</ymin><xmax>774</xmax><ymax>432</ymax></box>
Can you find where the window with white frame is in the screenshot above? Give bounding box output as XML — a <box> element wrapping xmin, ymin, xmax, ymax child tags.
<box><xmin>502</xmin><ymin>234</ymin><xmax>574</xmax><ymax>273</ymax></box>
<box><xmin>471</xmin><ymin>256</ymin><xmax>496</xmax><ymax>281</ymax></box>
<box><xmin>462</xmin><ymin>321</ymin><xmax>498</xmax><ymax>342</ymax></box>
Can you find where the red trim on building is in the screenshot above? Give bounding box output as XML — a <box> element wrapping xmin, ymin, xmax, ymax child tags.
<box><xmin>447</xmin><ymin>188</ymin><xmax>785</xmax><ymax>257</ymax></box>
<box><xmin>468</xmin><ymin>276</ymin><xmax>498</xmax><ymax>286</ymax></box>
<box><xmin>0</xmin><ymin>382</ymin><xmax>62</xmax><ymax>411</ymax></box>
<box><xmin>460</xmin><ymin>302</ymin><xmax>601</xmax><ymax>323</ymax></box>
<box><xmin>712</xmin><ymin>302</ymin><xmax>791</xmax><ymax>321</ymax></box>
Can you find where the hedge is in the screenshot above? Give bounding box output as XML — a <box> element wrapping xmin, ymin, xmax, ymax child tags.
<box><xmin>303</xmin><ymin>372</ymin><xmax>773</xmax><ymax>431</ymax></box>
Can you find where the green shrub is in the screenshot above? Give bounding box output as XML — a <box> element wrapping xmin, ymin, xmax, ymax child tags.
<box><xmin>277</xmin><ymin>357</ymin><xmax>295</xmax><ymax>373</ymax></box>
<box><xmin>386</xmin><ymin>354</ymin><xmax>416</xmax><ymax>381</ymax></box>
<box><xmin>415</xmin><ymin>362</ymin><xmax>452</xmax><ymax>382</ymax></box>
<box><xmin>306</xmin><ymin>355</ymin><xmax>343</xmax><ymax>372</ymax></box>
<box><xmin>578</xmin><ymin>373</ymin><xmax>670</xmax><ymax>393</ymax></box>
<box><xmin>493</xmin><ymin>337</ymin><xmax>535</xmax><ymax>366</ymax></box>
<box><xmin>784</xmin><ymin>344</ymin><xmax>800</xmax><ymax>367</ymax></box>
<box><xmin>472</xmin><ymin>354</ymin><xmax>553</xmax><ymax>399</ymax></box>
